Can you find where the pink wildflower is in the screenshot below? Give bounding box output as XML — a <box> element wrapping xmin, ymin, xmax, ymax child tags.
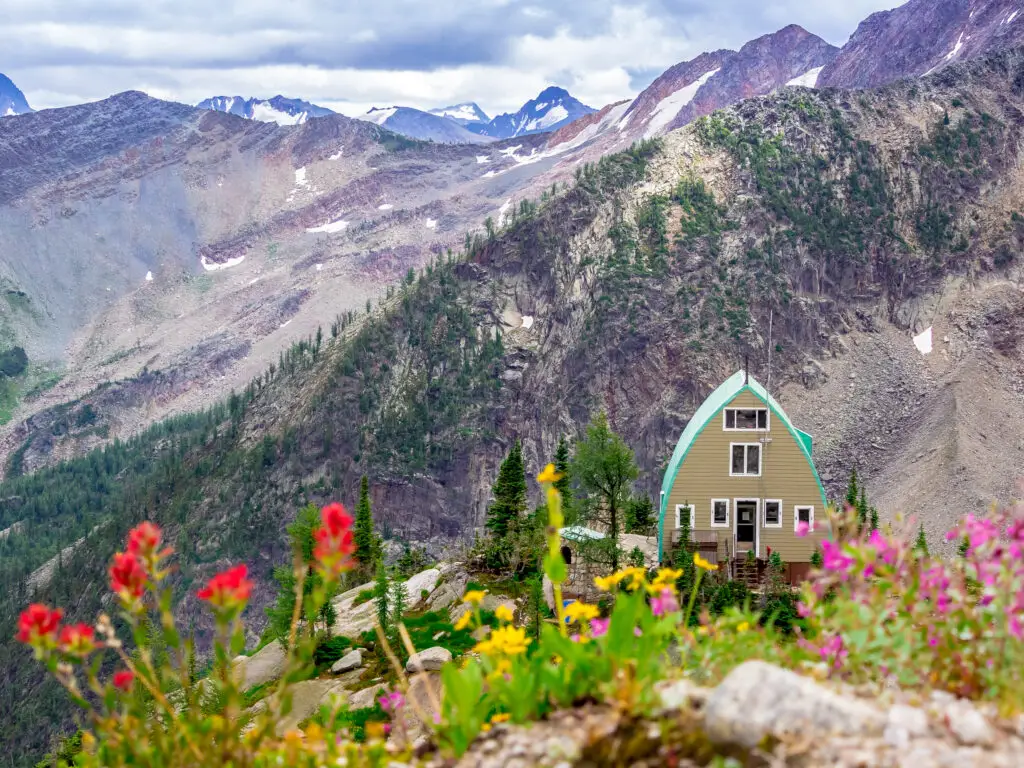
<box><xmin>651</xmin><ymin>588</ymin><xmax>679</xmax><ymax>617</ymax></box>
<box><xmin>589</xmin><ymin>617</ymin><xmax>609</xmax><ymax>637</ymax></box>
<box><xmin>795</xmin><ymin>520</ymin><xmax>810</xmax><ymax>538</ymax></box>
<box><xmin>378</xmin><ymin>690</ymin><xmax>405</xmax><ymax>714</ymax></box>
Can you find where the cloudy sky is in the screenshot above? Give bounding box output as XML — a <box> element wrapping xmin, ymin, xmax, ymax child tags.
<box><xmin>3</xmin><ymin>0</ymin><xmax>902</xmax><ymax>117</ymax></box>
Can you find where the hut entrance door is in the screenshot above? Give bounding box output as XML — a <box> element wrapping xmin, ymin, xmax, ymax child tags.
<box><xmin>734</xmin><ymin>499</ymin><xmax>759</xmax><ymax>556</ymax></box>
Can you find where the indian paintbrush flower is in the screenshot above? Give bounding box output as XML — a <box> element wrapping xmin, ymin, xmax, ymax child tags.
<box><xmin>313</xmin><ymin>502</ymin><xmax>356</xmax><ymax>579</ymax></box>
<box><xmin>58</xmin><ymin>623</ymin><xmax>99</xmax><ymax>658</ymax></box>
<box><xmin>109</xmin><ymin>552</ymin><xmax>148</xmax><ymax>602</ymax></box>
<box><xmin>197</xmin><ymin>564</ymin><xmax>253</xmax><ymax>613</ymax></box>
<box><xmin>16</xmin><ymin>604</ymin><xmax>63</xmax><ymax>654</ymax></box>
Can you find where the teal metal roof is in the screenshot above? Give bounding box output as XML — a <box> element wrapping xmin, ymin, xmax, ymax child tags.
<box><xmin>560</xmin><ymin>526</ymin><xmax>607</xmax><ymax>542</ymax></box>
<box><xmin>657</xmin><ymin>370</ymin><xmax>827</xmax><ymax>562</ymax></box>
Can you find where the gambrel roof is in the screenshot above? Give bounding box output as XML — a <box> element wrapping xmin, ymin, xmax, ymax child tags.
<box><xmin>657</xmin><ymin>370</ymin><xmax>827</xmax><ymax>561</ymax></box>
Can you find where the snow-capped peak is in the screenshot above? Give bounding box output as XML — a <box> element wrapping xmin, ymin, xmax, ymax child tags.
<box><xmin>197</xmin><ymin>95</ymin><xmax>334</xmax><ymax>126</ymax></box>
<box><xmin>469</xmin><ymin>86</ymin><xmax>596</xmax><ymax>139</ymax></box>
<box><xmin>0</xmin><ymin>73</ymin><xmax>33</xmax><ymax>118</ymax></box>
<box><xmin>427</xmin><ymin>102</ymin><xmax>490</xmax><ymax>126</ymax></box>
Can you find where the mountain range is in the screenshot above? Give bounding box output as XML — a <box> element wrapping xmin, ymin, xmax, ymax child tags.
<box><xmin>195</xmin><ymin>95</ymin><xmax>335</xmax><ymax>125</ymax></box>
<box><xmin>2</xmin><ymin>0</ymin><xmax>1024</xmax><ymax>762</ymax></box>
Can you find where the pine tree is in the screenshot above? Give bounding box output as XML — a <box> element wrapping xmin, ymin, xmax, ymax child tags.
<box><xmin>857</xmin><ymin>487</ymin><xmax>869</xmax><ymax>533</ymax></box>
<box><xmin>525</xmin><ymin>576</ymin><xmax>545</xmax><ymax>644</ymax></box>
<box><xmin>374</xmin><ymin>560</ymin><xmax>390</xmax><ymax>633</ymax></box>
<box><xmin>869</xmin><ymin>507</ymin><xmax>880</xmax><ymax>532</ymax></box>
<box><xmin>354</xmin><ymin>475</ymin><xmax>379</xmax><ymax>571</ymax></box>
<box><xmin>845</xmin><ymin>468</ymin><xmax>859</xmax><ymax>511</ymax></box>
<box><xmin>672</xmin><ymin>503</ymin><xmax>696</xmax><ymax>596</ymax></box>
<box><xmin>914</xmin><ymin>524</ymin><xmax>929</xmax><ymax>556</ymax></box>
<box><xmin>390</xmin><ymin>578</ymin><xmax>407</xmax><ymax>631</ymax></box>
<box><xmin>486</xmin><ymin>440</ymin><xmax>527</xmax><ymax>539</ymax></box>
<box><xmin>553</xmin><ymin>437</ymin><xmax>572</xmax><ymax>512</ymax></box>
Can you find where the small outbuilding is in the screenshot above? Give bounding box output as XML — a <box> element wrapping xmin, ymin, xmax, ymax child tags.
<box><xmin>658</xmin><ymin>370</ymin><xmax>828</xmax><ymax>584</ymax></box>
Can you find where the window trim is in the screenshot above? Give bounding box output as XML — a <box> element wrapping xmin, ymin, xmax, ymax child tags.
<box><xmin>729</xmin><ymin>442</ymin><xmax>763</xmax><ymax>477</ymax></box>
<box><xmin>710</xmin><ymin>498</ymin><xmax>730</xmax><ymax>528</ymax></box>
<box><xmin>795</xmin><ymin>505</ymin><xmax>815</xmax><ymax>533</ymax></box>
<box><xmin>675</xmin><ymin>503</ymin><xmax>695</xmax><ymax>530</ymax></box>
<box><xmin>723</xmin><ymin>407</ymin><xmax>770</xmax><ymax>432</ymax></box>
<box><xmin>763</xmin><ymin>499</ymin><xmax>783</xmax><ymax>529</ymax></box>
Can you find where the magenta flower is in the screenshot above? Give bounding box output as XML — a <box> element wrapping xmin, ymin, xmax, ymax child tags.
<box><xmin>378</xmin><ymin>690</ymin><xmax>405</xmax><ymax>714</ymax></box>
<box><xmin>795</xmin><ymin>520</ymin><xmax>810</xmax><ymax>538</ymax></box>
<box><xmin>821</xmin><ymin>540</ymin><xmax>855</xmax><ymax>577</ymax></box>
<box><xmin>589</xmin><ymin>617</ymin><xmax>610</xmax><ymax>637</ymax></box>
<box><xmin>651</xmin><ymin>588</ymin><xmax>680</xmax><ymax>617</ymax></box>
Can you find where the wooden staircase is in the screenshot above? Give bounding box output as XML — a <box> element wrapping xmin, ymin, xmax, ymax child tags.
<box><xmin>732</xmin><ymin>557</ymin><xmax>761</xmax><ymax>588</ymax></box>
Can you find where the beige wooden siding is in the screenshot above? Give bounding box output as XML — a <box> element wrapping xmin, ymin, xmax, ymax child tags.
<box><xmin>663</xmin><ymin>390</ymin><xmax>826</xmax><ymax>563</ymax></box>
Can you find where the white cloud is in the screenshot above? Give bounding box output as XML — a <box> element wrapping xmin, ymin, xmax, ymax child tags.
<box><xmin>5</xmin><ymin>1</ymin><xmax>902</xmax><ymax>115</ymax></box>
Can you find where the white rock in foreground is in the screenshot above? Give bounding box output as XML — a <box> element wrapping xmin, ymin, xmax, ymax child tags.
<box><xmin>703</xmin><ymin>660</ymin><xmax>886</xmax><ymax>748</ymax></box>
<box><xmin>231</xmin><ymin>641</ymin><xmax>288</xmax><ymax>690</ymax></box>
<box><xmin>331</xmin><ymin>648</ymin><xmax>363</xmax><ymax>674</ymax></box>
<box><xmin>406</xmin><ymin>646</ymin><xmax>452</xmax><ymax>673</ymax></box>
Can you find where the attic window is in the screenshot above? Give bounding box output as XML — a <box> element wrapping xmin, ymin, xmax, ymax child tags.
<box><xmin>730</xmin><ymin>443</ymin><xmax>762</xmax><ymax>477</ymax></box>
<box><xmin>724</xmin><ymin>408</ymin><xmax>769</xmax><ymax>431</ymax></box>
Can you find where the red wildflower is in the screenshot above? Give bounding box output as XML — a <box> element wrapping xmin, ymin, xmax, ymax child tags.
<box><xmin>16</xmin><ymin>604</ymin><xmax>63</xmax><ymax>647</ymax></box>
<box><xmin>58</xmin><ymin>623</ymin><xmax>98</xmax><ymax>658</ymax></box>
<box><xmin>127</xmin><ymin>522</ymin><xmax>162</xmax><ymax>558</ymax></box>
<box><xmin>197</xmin><ymin>564</ymin><xmax>253</xmax><ymax>610</ymax></box>
<box><xmin>109</xmin><ymin>551</ymin><xmax>148</xmax><ymax>599</ymax></box>
<box><xmin>112</xmin><ymin>670</ymin><xmax>135</xmax><ymax>692</ymax></box>
<box><xmin>313</xmin><ymin>502</ymin><xmax>356</xmax><ymax>577</ymax></box>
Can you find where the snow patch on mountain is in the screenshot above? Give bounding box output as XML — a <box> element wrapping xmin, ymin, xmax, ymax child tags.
<box><xmin>645</xmin><ymin>68</ymin><xmax>720</xmax><ymax>138</ymax></box>
<box><xmin>526</xmin><ymin>104</ymin><xmax>568</xmax><ymax>132</ymax></box>
<box><xmin>1004</xmin><ymin>10</ymin><xmax>1020</xmax><ymax>25</ymax></box>
<box><xmin>307</xmin><ymin>219</ymin><xmax>349</xmax><ymax>234</ymax></box>
<box><xmin>786</xmin><ymin>66</ymin><xmax>825</xmax><ymax>88</ymax></box>
<box><xmin>476</xmin><ymin>155</ymin><xmax>490</xmax><ymax>164</ymax></box>
<box><xmin>425</xmin><ymin>218</ymin><xmax>438</xmax><ymax>229</ymax></box>
<box><xmin>201</xmin><ymin>254</ymin><xmax>245</xmax><ymax>271</ymax></box>
<box><xmin>0</xmin><ymin>73</ymin><xmax>33</xmax><ymax>117</ymax></box>
<box><xmin>924</xmin><ymin>31</ymin><xmax>966</xmax><ymax>75</ymax></box>
<box><xmin>360</xmin><ymin>107</ymin><xmax>398</xmax><ymax>125</ymax></box>
<box><xmin>251</xmin><ymin>102</ymin><xmax>306</xmax><ymax>126</ymax></box>
<box><xmin>427</xmin><ymin>102</ymin><xmax>490</xmax><ymax>125</ymax></box>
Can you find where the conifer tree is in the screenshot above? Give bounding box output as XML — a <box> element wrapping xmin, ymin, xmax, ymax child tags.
<box><xmin>914</xmin><ymin>524</ymin><xmax>929</xmax><ymax>556</ymax></box>
<box><xmin>390</xmin><ymin>578</ymin><xmax>407</xmax><ymax>632</ymax></box>
<box><xmin>486</xmin><ymin>440</ymin><xmax>527</xmax><ymax>539</ymax></box>
<box><xmin>845</xmin><ymin>468</ymin><xmax>859</xmax><ymax>511</ymax></box>
<box><xmin>869</xmin><ymin>507</ymin><xmax>880</xmax><ymax>532</ymax></box>
<box><xmin>553</xmin><ymin>437</ymin><xmax>572</xmax><ymax>511</ymax></box>
<box><xmin>354</xmin><ymin>475</ymin><xmax>380</xmax><ymax>570</ymax></box>
<box><xmin>374</xmin><ymin>560</ymin><xmax>390</xmax><ymax>634</ymax></box>
<box><xmin>857</xmin><ymin>487</ymin><xmax>869</xmax><ymax>533</ymax></box>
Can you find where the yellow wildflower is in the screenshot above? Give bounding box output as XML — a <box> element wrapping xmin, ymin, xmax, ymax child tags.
<box><xmin>462</xmin><ymin>589</ymin><xmax>488</xmax><ymax>606</ymax></box>
<box><xmin>737</xmin><ymin>621</ymin><xmax>750</xmax><ymax>634</ymax></box>
<box><xmin>594</xmin><ymin>573</ymin><xmax>622</xmax><ymax>591</ymax></box>
<box><xmin>481</xmin><ymin>723</ymin><xmax>492</xmax><ymax>732</ymax></box>
<box><xmin>564</xmin><ymin>601</ymin><xmax>600</xmax><ymax>624</ymax></box>
<box><xmin>490</xmin><ymin>712</ymin><xmax>511</xmax><ymax>724</ymax></box>
<box><xmin>697</xmin><ymin>625</ymin><xmax>709</xmax><ymax>636</ymax></box>
<box><xmin>473</xmin><ymin>625</ymin><xmax>531</xmax><ymax>656</ymax></box>
<box><xmin>487</xmin><ymin>658</ymin><xmax>512</xmax><ymax>682</ymax></box>
<box><xmin>536</xmin><ymin>463</ymin><xmax>564</xmax><ymax>484</ymax></box>
<box><xmin>494</xmin><ymin>605</ymin><xmax>515</xmax><ymax>623</ymax></box>
<box><xmin>454</xmin><ymin>610</ymin><xmax>473</xmax><ymax>631</ymax></box>
<box><xmin>620</xmin><ymin>566</ymin><xmax>648</xmax><ymax>590</ymax></box>
<box><xmin>693</xmin><ymin>553</ymin><xmax>718</xmax><ymax>571</ymax></box>
<box><xmin>648</xmin><ymin>566</ymin><xmax>683</xmax><ymax>593</ymax></box>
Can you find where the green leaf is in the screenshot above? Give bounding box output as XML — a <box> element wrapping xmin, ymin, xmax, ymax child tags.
<box><xmin>543</xmin><ymin>552</ymin><xmax>567</xmax><ymax>584</ymax></box>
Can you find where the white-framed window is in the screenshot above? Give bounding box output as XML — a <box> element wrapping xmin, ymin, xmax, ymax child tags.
<box><xmin>723</xmin><ymin>408</ymin><xmax>769</xmax><ymax>431</ymax></box>
<box><xmin>675</xmin><ymin>504</ymin><xmax>695</xmax><ymax>530</ymax></box>
<box><xmin>729</xmin><ymin>443</ymin><xmax>762</xmax><ymax>477</ymax></box>
<box><xmin>763</xmin><ymin>499</ymin><xmax>782</xmax><ymax>528</ymax></box>
<box><xmin>711</xmin><ymin>499</ymin><xmax>730</xmax><ymax>528</ymax></box>
<box><xmin>795</xmin><ymin>506</ymin><xmax>814</xmax><ymax>532</ymax></box>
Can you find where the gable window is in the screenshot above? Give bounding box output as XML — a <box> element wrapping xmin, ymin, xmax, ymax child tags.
<box><xmin>729</xmin><ymin>443</ymin><xmax>762</xmax><ymax>477</ymax></box>
<box><xmin>763</xmin><ymin>499</ymin><xmax>782</xmax><ymax>528</ymax></box>
<box><xmin>724</xmin><ymin>408</ymin><xmax>769</xmax><ymax>431</ymax></box>
<box><xmin>675</xmin><ymin>504</ymin><xmax>695</xmax><ymax>530</ymax></box>
<box><xmin>795</xmin><ymin>506</ymin><xmax>814</xmax><ymax>532</ymax></box>
<box><xmin>711</xmin><ymin>499</ymin><xmax>730</xmax><ymax>528</ymax></box>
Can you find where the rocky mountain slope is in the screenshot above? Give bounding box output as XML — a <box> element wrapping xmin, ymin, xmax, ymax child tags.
<box><xmin>469</xmin><ymin>87</ymin><xmax>596</xmax><ymax>139</ymax></box>
<box><xmin>2</xmin><ymin>43</ymin><xmax>1024</xmax><ymax>768</ymax></box>
<box><xmin>820</xmin><ymin>0</ymin><xmax>1024</xmax><ymax>88</ymax></box>
<box><xmin>196</xmin><ymin>95</ymin><xmax>335</xmax><ymax>125</ymax></box>
<box><xmin>0</xmin><ymin>74</ymin><xmax>32</xmax><ymax>117</ymax></box>
<box><xmin>358</xmin><ymin>106</ymin><xmax>494</xmax><ymax>144</ymax></box>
